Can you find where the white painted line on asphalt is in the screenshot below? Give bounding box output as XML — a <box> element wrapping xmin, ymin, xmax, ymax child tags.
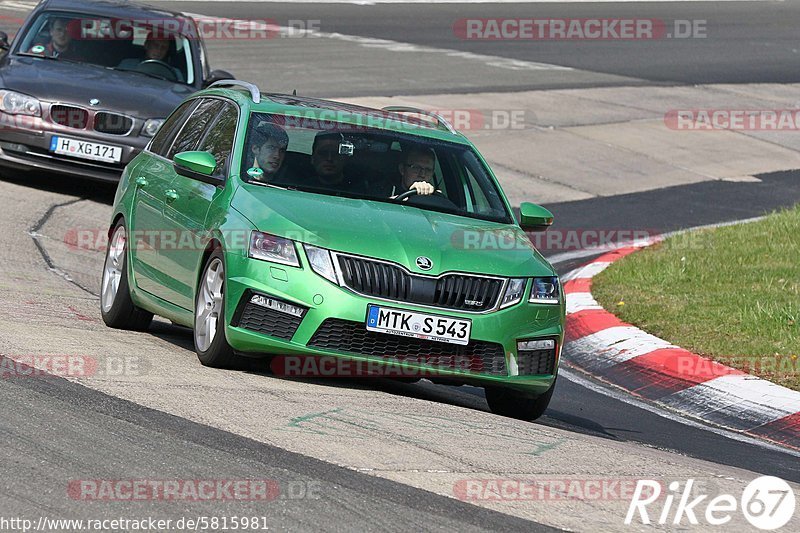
<box><xmin>187</xmin><ymin>13</ymin><xmax>573</xmax><ymax>72</ymax></box>
<box><xmin>548</xmin><ymin>216</ymin><xmax>766</xmax><ymax>267</ymax></box>
<box><xmin>558</xmin><ymin>365</ymin><xmax>800</xmax><ymax>458</ymax></box>
<box><xmin>567</xmin><ymin>260</ymin><xmax>611</xmax><ymax>280</ymax></box>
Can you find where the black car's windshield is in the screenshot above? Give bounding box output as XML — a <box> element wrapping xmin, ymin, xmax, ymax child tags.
<box><xmin>15</xmin><ymin>11</ymin><xmax>196</xmax><ymax>85</ymax></box>
<box><xmin>241</xmin><ymin>112</ymin><xmax>513</xmax><ymax>224</ymax></box>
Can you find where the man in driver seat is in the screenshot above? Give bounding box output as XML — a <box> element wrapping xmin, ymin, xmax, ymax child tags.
<box><xmin>390</xmin><ymin>145</ymin><xmax>438</xmax><ymax>197</ymax></box>
<box><xmin>117</xmin><ymin>31</ymin><xmax>183</xmax><ymax>82</ymax></box>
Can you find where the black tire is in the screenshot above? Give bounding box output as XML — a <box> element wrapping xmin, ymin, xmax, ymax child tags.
<box><xmin>194</xmin><ymin>248</ymin><xmax>240</xmax><ymax>368</ymax></box>
<box><xmin>485</xmin><ymin>378</ymin><xmax>557</xmax><ymax>421</ymax></box>
<box><xmin>100</xmin><ymin>221</ymin><xmax>153</xmax><ymax>331</ymax></box>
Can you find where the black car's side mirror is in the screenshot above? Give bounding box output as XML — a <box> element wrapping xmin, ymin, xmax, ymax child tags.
<box><xmin>0</xmin><ymin>32</ymin><xmax>10</xmax><ymax>51</ymax></box>
<box><xmin>203</xmin><ymin>70</ymin><xmax>235</xmax><ymax>88</ymax></box>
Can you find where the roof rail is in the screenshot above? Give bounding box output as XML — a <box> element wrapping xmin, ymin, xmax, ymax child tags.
<box><xmin>208</xmin><ymin>80</ymin><xmax>261</xmax><ymax>104</ymax></box>
<box><xmin>382</xmin><ymin>106</ymin><xmax>458</xmax><ymax>135</ymax></box>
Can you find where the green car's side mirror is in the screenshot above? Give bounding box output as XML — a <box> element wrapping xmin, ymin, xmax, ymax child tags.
<box><xmin>519</xmin><ymin>202</ymin><xmax>554</xmax><ymax>232</ymax></box>
<box><xmin>173</xmin><ymin>151</ymin><xmax>220</xmax><ymax>184</ymax></box>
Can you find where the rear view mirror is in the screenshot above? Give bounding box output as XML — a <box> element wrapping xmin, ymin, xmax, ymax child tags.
<box><xmin>0</xmin><ymin>32</ymin><xmax>9</xmax><ymax>51</ymax></box>
<box><xmin>519</xmin><ymin>202</ymin><xmax>554</xmax><ymax>232</ymax></box>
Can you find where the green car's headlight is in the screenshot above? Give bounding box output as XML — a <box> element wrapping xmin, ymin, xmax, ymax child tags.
<box><xmin>500</xmin><ymin>278</ymin><xmax>526</xmax><ymax>309</ymax></box>
<box><xmin>303</xmin><ymin>244</ymin><xmax>338</xmax><ymax>284</ymax></box>
<box><xmin>530</xmin><ymin>276</ymin><xmax>560</xmax><ymax>304</ymax></box>
<box><xmin>141</xmin><ymin>118</ymin><xmax>164</xmax><ymax>137</ymax></box>
<box><xmin>0</xmin><ymin>90</ymin><xmax>41</xmax><ymax>116</ymax></box>
<box><xmin>248</xmin><ymin>231</ymin><xmax>299</xmax><ymax>267</ymax></box>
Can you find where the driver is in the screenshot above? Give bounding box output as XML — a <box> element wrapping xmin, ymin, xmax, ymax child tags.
<box><xmin>117</xmin><ymin>31</ymin><xmax>183</xmax><ymax>82</ymax></box>
<box><xmin>391</xmin><ymin>146</ymin><xmax>438</xmax><ymax>197</ymax></box>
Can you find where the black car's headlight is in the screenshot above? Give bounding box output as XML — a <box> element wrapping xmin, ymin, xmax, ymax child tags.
<box><xmin>0</xmin><ymin>89</ymin><xmax>41</xmax><ymax>116</ymax></box>
<box><xmin>529</xmin><ymin>276</ymin><xmax>560</xmax><ymax>304</ymax></box>
<box><xmin>303</xmin><ymin>244</ymin><xmax>337</xmax><ymax>284</ymax></box>
<box><xmin>141</xmin><ymin>118</ymin><xmax>164</xmax><ymax>137</ymax></box>
<box><xmin>248</xmin><ymin>231</ymin><xmax>300</xmax><ymax>267</ymax></box>
<box><xmin>500</xmin><ymin>278</ymin><xmax>527</xmax><ymax>309</ymax></box>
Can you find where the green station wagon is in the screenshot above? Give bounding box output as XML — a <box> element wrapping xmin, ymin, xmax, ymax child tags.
<box><xmin>101</xmin><ymin>81</ymin><xmax>565</xmax><ymax>420</ymax></box>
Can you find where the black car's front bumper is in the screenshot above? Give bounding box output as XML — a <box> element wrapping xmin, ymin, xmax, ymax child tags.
<box><xmin>0</xmin><ymin>113</ymin><xmax>146</xmax><ymax>182</ymax></box>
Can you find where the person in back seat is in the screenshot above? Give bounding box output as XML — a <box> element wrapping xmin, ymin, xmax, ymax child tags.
<box><xmin>305</xmin><ymin>131</ymin><xmax>366</xmax><ymax>194</ymax></box>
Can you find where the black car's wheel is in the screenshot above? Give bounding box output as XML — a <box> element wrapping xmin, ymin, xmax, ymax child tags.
<box><xmin>485</xmin><ymin>378</ymin><xmax>557</xmax><ymax>421</ymax></box>
<box><xmin>100</xmin><ymin>221</ymin><xmax>153</xmax><ymax>331</ymax></box>
<box><xmin>194</xmin><ymin>248</ymin><xmax>240</xmax><ymax>368</ymax></box>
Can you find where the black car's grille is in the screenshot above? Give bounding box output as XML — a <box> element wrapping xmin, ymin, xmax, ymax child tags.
<box><xmin>518</xmin><ymin>349</ymin><xmax>556</xmax><ymax>376</ymax></box>
<box><xmin>233</xmin><ymin>293</ymin><xmax>305</xmax><ymax>340</ymax></box>
<box><xmin>337</xmin><ymin>254</ymin><xmax>504</xmax><ymax>312</ymax></box>
<box><xmin>94</xmin><ymin>112</ymin><xmax>133</xmax><ymax>135</ymax></box>
<box><xmin>50</xmin><ymin>105</ymin><xmax>88</xmax><ymax>129</ymax></box>
<box><xmin>308</xmin><ymin>318</ymin><xmax>507</xmax><ymax>375</ymax></box>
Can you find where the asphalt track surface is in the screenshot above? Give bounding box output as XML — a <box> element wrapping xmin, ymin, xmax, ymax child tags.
<box><xmin>157</xmin><ymin>0</ymin><xmax>800</xmax><ymax>92</ymax></box>
<box><xmin>1</xmin><ymin>1</ymin><xmax>800</xmax><ymax>530</ymax></box>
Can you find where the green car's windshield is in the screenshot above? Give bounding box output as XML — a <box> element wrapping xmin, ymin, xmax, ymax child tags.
<box><xmin>15</xmin><ymin>12</ymin><xmax>195</xmax><ymax>85</ymax></box>
<box><xmin>241</xmin><ymin>112</ymin><xmax>513</xmax><ymax>224</ymax></box>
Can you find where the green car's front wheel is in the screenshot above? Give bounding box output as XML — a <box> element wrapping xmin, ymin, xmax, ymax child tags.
<box><xmin>100</xmin><ymin>221</ymin><xmax>153</xmax><ymax>331</ymax></box>
<box><xmin>194</xmin><ymin>248</ymin><xmax>239</xmax><ymax>368</ymax></box>
<box><xmin>485</xmin><ymin>378</ymin><xmax>557</xmax><ymax>421</ymax></box>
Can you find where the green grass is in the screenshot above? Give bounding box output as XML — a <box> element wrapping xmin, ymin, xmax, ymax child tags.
<box><xmin>592</xmin><ymin>206</ymin><xmax>800</xmax><ymax>390</ymax></box>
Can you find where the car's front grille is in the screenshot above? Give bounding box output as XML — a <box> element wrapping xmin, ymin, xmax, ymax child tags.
<box><xmin>518</xmin><ymin>348</ymin><xmax>556</xmax><ymax>376</ymax></box>
<box><xmin>336</xmin><ymin>254</ymin><xmax>504</xmax><ymax>312</ymax></box>
<box><xmin>308</xmin><ymin>318</ymin><xmax>507</xmax><ymax>375</ymax></box>
<box><xmin>94</xmin><ymin>112</ymin><xmax>133</xmax><ymax>135</ymax></box>
<box><xmin>233</xmin><ymin>294</ymin><xmax>306</xmax><ymax>340</ymax></box>
<box><xmin>50</xmin><ymin>105</ymin><xmax>88</xmax><ymax>129</ymax></box>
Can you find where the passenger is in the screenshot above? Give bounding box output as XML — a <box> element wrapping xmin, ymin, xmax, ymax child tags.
<box><xmin>306</xmin><ymin>131</ymin><xmax>366</xmax><ymax>194</ymax></box>
<box><xmin>246</xmin><ymin>123</ymin><xmax>289</xmax><ymax>184</ymax></box>
<box><xmin>30</xmin><ymin>17</ymin><xmax>78</xmax><ymax>59</ymax></box>
<box><xmin>117</xmin><ymin>32</ymin><xmax>183</xmax><ymax>82</ymax></box>
<box><xmin>391</xmin><ymin>146</ymin><xmax>438</xmax><ymax>197</ymax></box>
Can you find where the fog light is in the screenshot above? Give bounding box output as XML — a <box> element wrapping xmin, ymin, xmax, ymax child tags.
<box><xmin>517</xmin><ymin>339</ymin><xmax>555</xmax><ymax>351</ymax></box>
<box><xmin>250</xmin><ymin>294</ymin><xmax>304</xmax><ymax>318</ymax></box>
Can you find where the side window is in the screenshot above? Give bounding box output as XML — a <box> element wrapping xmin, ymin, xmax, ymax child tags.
<box><xmin>167</xmin><ymin>99</ymin><xmax>224</xmax><ymax>159</ymax></box>
<box><xmin>149</xmin><ymin>100</ymin><xmax>197</xmax><ymax>157</ymax></box>
<box><xmin>197</xmin><ymin>102</ymin><xmax>237</xmax><ymax>179</ymax></box>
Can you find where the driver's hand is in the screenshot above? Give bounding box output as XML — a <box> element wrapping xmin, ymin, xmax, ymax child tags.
<box><xmin>410</xmin><ymin>181</ymin><xmax>434</xmax><ymax>195</ymax></box>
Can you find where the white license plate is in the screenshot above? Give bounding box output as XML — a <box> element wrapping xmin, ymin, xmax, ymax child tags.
<box><xmin>366</xmin><ymin>305</ymin><xmax>471</xmax><ymax>345</ymax></box>
<box><xmin>50</xmin><ymin>136</ymin><xmax>122</xmax><ymax>163</ymax></box>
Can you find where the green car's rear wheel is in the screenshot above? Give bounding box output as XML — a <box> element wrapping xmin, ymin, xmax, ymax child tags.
<box><xmin>194</xmin><ymin>248</ymin><xmax>239</xmax><ymax>368</ymax></box>
<box><xmin>100</xmin><ymin>222</ymin><xmax>153</xmax><ymax>331</ymax></box>
<box><xmin>485</xmin><ymin>378</ymin><xmax>557</xmax><ymax>421</ymax></box>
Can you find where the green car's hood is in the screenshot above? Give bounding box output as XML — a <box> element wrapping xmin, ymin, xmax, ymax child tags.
<box><xmin>231</xmin><ymin>185</ymin><xmax>555</xmax><ymax>277</ymax></box>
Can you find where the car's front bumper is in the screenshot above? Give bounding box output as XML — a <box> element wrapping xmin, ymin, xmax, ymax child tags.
<box><xmin>0</xmin><ymin>112</ymin><xmax>145</xmax><ymax>181</ymax></box>
<box><xmin>222</xmin><ymin>250</ymin><xmax>564</xmax><ymax>394</ymax></box>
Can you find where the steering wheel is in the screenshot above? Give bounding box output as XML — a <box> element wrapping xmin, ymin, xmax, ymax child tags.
<box><xmin>392</xmin><ymin>188</ymin><xmax>457</xmax><ymax>209</ymax></box>
<box><xmin>393</xmin><ymin>189</ymin><xmax>419</xmax><ymax>202</ymax></box>
<box><xmin>136</xmin><ymin>59</ymin><xmax>178</xmax><ymax>82</ymax></box>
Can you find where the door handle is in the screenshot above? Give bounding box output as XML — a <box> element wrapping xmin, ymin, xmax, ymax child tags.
<box><xmin>165</xmin><ymin>189</ymin><xmax>179</xmax><ymax>203</ymax></box>
<box><xmin>135</xmin><ymin>176</ymin><xmax>148</xmax><ymax>187</ymax></box>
